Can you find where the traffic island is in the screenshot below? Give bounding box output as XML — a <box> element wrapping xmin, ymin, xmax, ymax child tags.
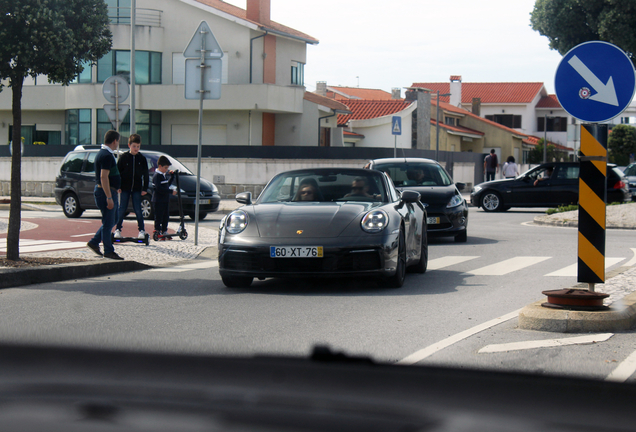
<box><xmin>519</xmin><ymin>290</ymin><xmax>636</xmax><ymax>333</ymax></box>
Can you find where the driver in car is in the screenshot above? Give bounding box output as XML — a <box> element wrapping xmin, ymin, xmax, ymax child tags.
<box><xmin>345</xmin><ymin>177</ymin><xmax>375</xmax><ymax>198</ymax></box>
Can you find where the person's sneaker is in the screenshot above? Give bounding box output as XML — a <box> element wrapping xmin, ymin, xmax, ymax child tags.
<box><xmin>104</xmin><ymin>252</ymin><xmax>124</xmax><ymax>260</ymax></box>
<box><xmin>138</xmin><ymin>230</ymin><xmax>146</xmax><ymax>239</ymax></box>
<box><xmin>162</xmin><ymin>231</ymin><xmax>172</xmax><ymax>240</ymax></box>
<box><xmin>86</xmin><ymin>242</ymin><xmax>102</xmax><ymax>257</ymax></box>
<box><xmin>113</xmin><ymin>229</ymin><xmax>122</xmax><ymax>239</ymax></box>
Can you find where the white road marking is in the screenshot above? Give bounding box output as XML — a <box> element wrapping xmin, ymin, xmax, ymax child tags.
<box><xmin>150</xmin><ymin>261</ymin><xmax>218</xmax><ymax>272</ymax></box>
<box><xmin>466</xmin><ymin>256</ymin><xmax>551</xmax><ymax>276</ymax></box>
<box><xmin>625</xmin><ymin>248</ymin><xmax>636</xmax><ymax>267</ymax></box>
<box><xmin>545</xmin><ymin>257</ymin><xmax>625</xmax><ymax>277</ymax></box>
<box><xmin>396</xmin><ymin>309</ymin><xmax>521</xmax><ymax>366</ymax></box>
<box><xmin>427</xmin><ymin>256</ymin><xmax>479</xmax><ymax>270</ymax></box>
<box><xmin>71</xmin><ymin>233</ymin><xmax>96</xmax><ymax>238</ymax></box>
<box><xmin>0</xmin><ymin>239</ymin><xmax>88</xmax><ymax>253</ymax></box>
<box><xmin>606</xmin><ymin>349</ymin><xmax>636</xmax><ymax>382</ymax></box>
<box><xmin>478</xmin><ymin>333</ymin><xmax>613</xmax><ymax>354</ymax></box>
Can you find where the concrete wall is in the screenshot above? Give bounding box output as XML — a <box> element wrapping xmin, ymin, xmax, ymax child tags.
<box><xmin>0</xmin><ymin>155</ymin><xmax>480</xmax><ymax>198</ymax></box>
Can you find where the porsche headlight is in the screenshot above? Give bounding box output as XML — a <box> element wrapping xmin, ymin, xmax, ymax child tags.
<box><xmin>447</xmin><ymin>194</ymin><xmax>463</xmax><ymax>208</ymax></box>
<box><xmin>361</xmin><ymin>210</ymin><xmax>389</xmax><ymax>233</ymax></box>
<box><xmin>225</xmin><ymin>210</ymin><xmax>248</xmax><ymax>234</ymax></box>
<box><xmin>473</xmin><ymin>185</ymin><xmax>482</xmax><ymax>193</ymax></box>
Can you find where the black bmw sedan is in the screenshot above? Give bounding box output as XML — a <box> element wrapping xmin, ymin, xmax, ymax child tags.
<box><xmin>470</xmin><ymin>162</ymin><xmax>632</xmax><ymax>211</ymax></box>
<box><xmin>218</xmin><ymin>168</ymin><xmax>428</xmax><ymax>288</ymax></box>
<box><xmin>364</xmin><ymin>158</ymin><xmax>468</xmax><ymax>242</ymax></box>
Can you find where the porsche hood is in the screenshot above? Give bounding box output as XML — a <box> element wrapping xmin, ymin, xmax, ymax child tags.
<box><xmin>249</xmin><ymin>202</ymin><xmax>379</xmax><ymax>238</ymax></box>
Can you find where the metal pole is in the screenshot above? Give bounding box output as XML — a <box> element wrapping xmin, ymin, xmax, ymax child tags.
<box><xmin>435</xmin><ymin>90</ymin><xmax>440</xmax><ymax>161</ymax></box>
<box><xmin>543</xmin><ymin>114</ymin><xmax>547</xmax><ymax>163</ymax></box>
<box><xmin>130</xmin><ymin>0</ymin><xmax>136</xmax><ymax>134</ymax></box>
<box><xmin>115</xmin><ymin>80</ymin><xmax>120</xmax><ymax>132</ymax></box>
<box><xmin>194</xmin><ymin>28</ymin><xmax>206</xmax><ymax>246</ymax></box>
<box><xmin>394</xmin><ymin>135</ymin><xmax>396</xmax><ymax>158</ymax></box>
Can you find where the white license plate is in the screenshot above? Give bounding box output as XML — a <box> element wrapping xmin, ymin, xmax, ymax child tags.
<box><xmin>427</xmin><ymin>217</ymin><xmax>440</xmax><ymax>224</ymax></box>
<box><xmin>270</xmin><ymin>246</ymin><xmax>323</xmax><ymax>258</ymax></box>
<box><xmin>197</xmin><ymin>199</ymin><xmax>210</xmax><ymax>204</ymax></box>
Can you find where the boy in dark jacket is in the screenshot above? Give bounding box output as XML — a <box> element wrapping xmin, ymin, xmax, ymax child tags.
<box><xmin>114</xmin><ymin>134</ymin><xmax>149</xmax><ymax>239</ymax></box>
<box><xmin>152</xmin><ymin>155</ymin><xmax>177</xmax><ymax>239</ymax></box>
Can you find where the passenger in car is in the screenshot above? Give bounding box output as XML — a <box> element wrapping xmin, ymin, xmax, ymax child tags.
<box><xmin>293</xmin><ymin>178</ymin><xmax>323</xmax><ymax>201</ymax></box>
<box><xmin>534</xmin><ymin>167</ymin><xmax>554</xmax><ymax>186</ymax></box>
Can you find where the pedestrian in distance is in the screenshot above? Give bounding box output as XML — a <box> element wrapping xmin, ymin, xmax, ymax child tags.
<box><xmin>86</xmin><ymin>130</ymin><xmax>124</xmax><ymax>260</ymax></box>
<box><xmin>113</xmin><ymin>133</ymin><xmax>149</xmax><ymax>240</ymax></box>
<box><xmin>152</xmin><ymin>155</ymin><xmax>177</xmax><ymax>240</ymax></box>
<box><xmin>502</xmin><ymin>155</ymin><xmax>519</xmax><ymax>179</ymax></box>
<box><xmin>484</xmin><ymin>149</ymin><xmax>499</xmax><ymax>181</ymax></box>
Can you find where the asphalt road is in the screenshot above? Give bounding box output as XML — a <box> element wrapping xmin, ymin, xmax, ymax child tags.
<box><xmin>1</xmin><ymin>206</ymin><xmax>636</xmax><ymax>381</ymax></box>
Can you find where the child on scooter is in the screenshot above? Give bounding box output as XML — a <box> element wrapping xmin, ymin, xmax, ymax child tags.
<box><xmin>152</xmin><ymin>155</ymin><xmax>177</xmax><ymax>240</ymax></box>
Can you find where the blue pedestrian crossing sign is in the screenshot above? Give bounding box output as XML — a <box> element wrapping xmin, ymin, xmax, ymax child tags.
<box><xmin>392</xmin><ymin>116</ymin><xmax>402</xmax><ymax>135</ymax></box>
<box><xmin>555</xmin><ymin>41</ymin><xmax>636</xmax><ymax>123</ymax></box>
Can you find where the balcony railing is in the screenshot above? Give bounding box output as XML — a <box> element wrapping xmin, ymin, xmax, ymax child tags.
<box><xmin>108</xmin><ymin>7</ymin><xmax>161</xmax><ymax>27</ymax></box>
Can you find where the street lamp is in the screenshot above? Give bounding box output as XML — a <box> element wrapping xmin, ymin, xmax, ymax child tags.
<box><xmin>435</xmin><ymin>90</ymin><xmax>451</xmax><ymax>161</ymax></box>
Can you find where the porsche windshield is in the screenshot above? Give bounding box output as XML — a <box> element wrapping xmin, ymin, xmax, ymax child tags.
<box><xmin>259</xmin><ymin>170</ymin><xmax>389</xmax><ymax>203</ymax></box>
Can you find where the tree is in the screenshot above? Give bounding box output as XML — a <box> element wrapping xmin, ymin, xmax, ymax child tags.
<box><xmin>608</xmin><ymin>124</ymin><xmax>636</xmax><ymax>165</ymax></box>
<box><xmin>0</xmin><ymin>0</ymin><xmax>112</xmax><ymax>260</ymax></box>
<box><xmin>527</xmin><ymin>139</ymin><xmax>568</xmax><ymax>163</ymax></box>
<box><xmin>530</xmin><ymin>0</ymin><xmax>636</xmax><ymax>64</ymax></box>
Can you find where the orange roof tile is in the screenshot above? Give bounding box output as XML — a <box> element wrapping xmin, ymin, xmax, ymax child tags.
<box><xmin>536</xmin><ymin>94</ymin><xmax>562</xmax><ymax>108</ymax></box>
<box><xmin>326</xmin><ymin>86</ymin><xmax>393</xmax><ymax>100</ymax></box>
<box><xmin>412</xmin><ymin>82</ymin><xmax>545</xmax><ymax>104</ymax></box>
<box><xmin>194</xmin><ymin>0</ymin><xmax>318</xmax><ymax>44</ymax></box>
<box><xmin>304</xmin><ymin>92</ymin><xmax>350</xmax><ymax>112</ymax></box>
<box><xmin>343</xmin><ymin>130</ymin><xmax>365</xmax><ymax>138</ymax></box>
<box><xmin>337</xmin><ymin>100</ymin><xmax>413</xmax><ymax>125</ymax></box>
<box><xmin>523</xmin><ymin>135</ymin><xmax>574</xmax><ymax>151</ymax></box>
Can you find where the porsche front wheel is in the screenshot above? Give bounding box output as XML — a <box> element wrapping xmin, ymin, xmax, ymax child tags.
<box><xmin>383</xmin><ymin>229</ymin><xmax>406</xmax><ymax>288</ymax></box>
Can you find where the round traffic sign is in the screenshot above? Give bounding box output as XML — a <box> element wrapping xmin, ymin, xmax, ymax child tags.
<box><xmin>555</xmin><ymin>41</ymin><xmax>636</xmax><ymax>123</ymax></box>
<box><xmin>102</xmin><ymin>75</ymin><xmax>130</xmax><ymax>104</ymax></box>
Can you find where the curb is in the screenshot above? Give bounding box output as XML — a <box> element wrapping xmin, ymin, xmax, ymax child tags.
<box><xmin>519</xmin><ymin>267</ymin><xmax>636</xmax><ymax>333</ymax></box>
<box><xmin>0</xmin><ymin>260</ymin><xmax>152</xmax><ymax>290</ymax></box>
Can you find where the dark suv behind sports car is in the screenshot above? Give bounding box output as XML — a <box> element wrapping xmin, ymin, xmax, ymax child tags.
<box><xmin>55</xmin><ymin>146</ymin><xmax>221</xmax><ymax>220</ymax></box>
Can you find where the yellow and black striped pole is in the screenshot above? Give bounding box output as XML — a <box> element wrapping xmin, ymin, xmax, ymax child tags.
<box><xmin>578</xmin><ymin>124</ymin><xmax>607</xmax><ymax>290</ymax></box>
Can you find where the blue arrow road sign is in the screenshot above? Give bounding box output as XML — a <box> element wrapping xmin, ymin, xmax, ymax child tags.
<box><xmin>555</xmin><ymin>41</ymin><xmax>636</xmax><ymax>123</ymax></box>
<box><xmin>392</xmin><ymin>116</ymin><xmax>402</xmax><ymax>135</ymax></box>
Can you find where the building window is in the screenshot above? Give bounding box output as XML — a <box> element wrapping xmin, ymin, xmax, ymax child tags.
<box><xmin>8</xmin><ymin>125</ymin><xmax>61</xmax><ymax>146</ymax></box>
<box><xmin>537</xmin><ymin>116</ymin><xmax>567</xmax><ymax>132</ymax></box>
<box><xmin>97</xmin><ymin>109</ymin><xmax>161</xmax><ymax>145</ymax></box>
<box><xmin>444</xmin><ymin>117</ymin><xmax>457</xmax><ymax>126</ymax></box>
<box><xmin>66</xmin><ymin>109</ymin><xmax>92</xmax><ymax>145</ymax></box>
<box><xmin>486</xmin><ymin>114</ymin><xmax>521</xmax><ymax>129</ymax></box>
<box><xmin>97</xmin><ymin>50</ymin><xmax>162</xmax><ymax>84</ymax></box>
<box><xmin>71</xmin><ymin>60</ymin><xmax>93</xmax><ymax>84</ymax></box>
<box><xmin>291</xmin><ymin>61</ymin><xmax>304</xmax><ymax>86</ymax></box>
<box><xmin>106</xmin><ymin>0</ymin><xmax>131</xmax><ymax>24</ymax></box>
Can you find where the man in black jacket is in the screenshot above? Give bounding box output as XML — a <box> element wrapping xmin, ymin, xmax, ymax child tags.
<box><xmin>114</xmin><ymin>134</ymin><xmax>149</xmax><ymax>239</ymax></box>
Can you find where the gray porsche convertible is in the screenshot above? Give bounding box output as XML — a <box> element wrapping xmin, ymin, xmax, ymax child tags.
<box><xmin>218</xmin><ymin>168</ymin><xmax>428</xmax><ymax>288</ymax></box>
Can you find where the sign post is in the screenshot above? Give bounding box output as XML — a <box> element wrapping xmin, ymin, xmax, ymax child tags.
<box><xmin>553</xmin><ymin>41</ymin><xmax>636</xmax><ymax>295</ymax></box>
<box><xmin>102</xmin><ymin>75</ymin><xmax>130</xmax><ymax>131</ymax></box>
<box><xmin>184</xmin><ymin>21</ymin><xmax>223</xmax><ymax>245</ymax></box>
<box><xmin>392</xmin><ymin>116</ymin><xmax>401</xmax><ymax>158</ymax></box>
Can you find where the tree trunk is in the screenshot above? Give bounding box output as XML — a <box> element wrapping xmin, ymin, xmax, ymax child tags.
<box><xmin>7</xmin><ymin>77</ymin><xmax>23</xmax><ymax>261</ymax></box>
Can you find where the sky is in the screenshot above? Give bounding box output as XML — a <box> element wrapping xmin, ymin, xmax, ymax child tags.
<box><xmin>222</xmin><ymin>0</ymin><xmax>564</xmax><ymax>94</ymax></box>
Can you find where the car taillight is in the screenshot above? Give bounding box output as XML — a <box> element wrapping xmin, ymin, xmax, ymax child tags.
<box><xmin>613</xmin><ymin>180</ymin><xmax>626</xmax><ymax>189</ymax></box>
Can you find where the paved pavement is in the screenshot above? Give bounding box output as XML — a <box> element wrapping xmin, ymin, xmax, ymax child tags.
<box><xmin>2</xmin><ymin>196</ymin><xmax>636</xmax><ymax>332</ymax></box>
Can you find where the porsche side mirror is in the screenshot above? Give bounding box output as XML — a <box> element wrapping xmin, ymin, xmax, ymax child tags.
<box><xmin>236</xmin><ymin>191</ymin><xmax>252</xmax><ymax>205</ymax></box>
<box><xmin>401</xmin><ymin>190</ymin><xmax>420</xmax><ymax>203</ymax></box>
<box><xmin>456</xmin><ymin>182</ymin><xmax>466</xmax><ymax>192</ymax></box>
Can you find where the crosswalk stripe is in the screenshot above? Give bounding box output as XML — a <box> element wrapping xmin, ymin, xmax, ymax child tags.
<box><xmin>466</xmin><ymin>256</ymin><xmax>551</xmax><ymax>276</ymax></box>
<box><xmin>150</xmin><ymin>261</ymin><xmax>218</xmax><ymax>272</ymax></box>
<box><xmin>545</xmin><ymin>257</ymin><xmax>625</xmax><ymax>277</ymax></box>
<box><xmin>427</xmin><ymin>256</ymin><xmax>479</xmax><ymax>270</ymax></box>
<box><xmin>478</xmin><ymin>333</ymin><xmax>613</xmax><ymax>354</ymax></box>
<box><xmin>0</xmin><ymin>239</ymin><xmax>87</xmax><ymax>253</ymax></box>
